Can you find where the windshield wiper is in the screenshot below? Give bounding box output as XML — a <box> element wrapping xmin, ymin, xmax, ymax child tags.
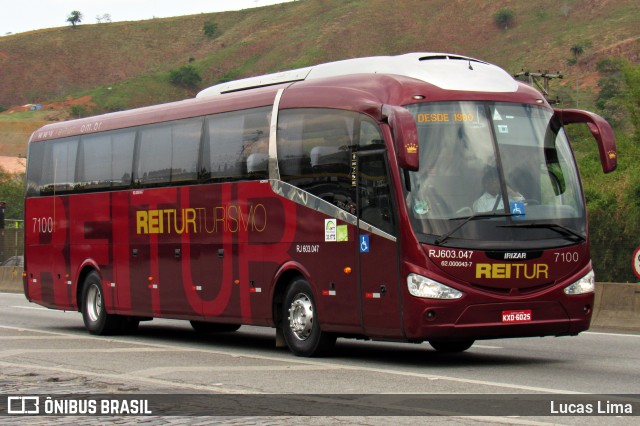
<box><xmin>498</xmin><ymin>223</ymin><xmax>586</xmax><ymax>242</ymax></box>
<box><xmin>434</xmin><ymin>213</ymin><xmax>515</xmax><ymax>245</ymax></box>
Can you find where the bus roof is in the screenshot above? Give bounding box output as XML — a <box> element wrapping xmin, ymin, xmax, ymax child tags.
<box><xmin>29</xmin><ymin>53</ymin><xmax>540</xmax><ymax>143</ymax></box>
<box><xmin>196</xmin><ymin>52</ymin><xmax>519</xmax><ymax>97</ymax></box>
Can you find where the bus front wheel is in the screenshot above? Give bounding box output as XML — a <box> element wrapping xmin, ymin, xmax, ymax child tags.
<box><xmin>282</xmin><ymin>278</ymin><xmax>336</xmax><ymax>357</ymax></box>
<box><xmin>81</xmin><ymin>271</ymin><xmax>122</xmax><ymax>335</ymax></box>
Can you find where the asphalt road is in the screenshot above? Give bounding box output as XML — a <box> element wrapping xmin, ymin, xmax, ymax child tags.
<box><xmin>1</xmin><ymin>291</ymin><xmax>638</xmax><ymax>425</ymax></box>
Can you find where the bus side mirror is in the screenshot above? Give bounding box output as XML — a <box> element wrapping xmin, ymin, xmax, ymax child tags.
<box><xmin>554</xmin><ymin>108</ymin><xmax>617</xmax><ymax>173</ymax></box>
<box><xmin>382</xmin><ymin>105</ymin><xmax>419</xmax><ymax>171</ymax></box>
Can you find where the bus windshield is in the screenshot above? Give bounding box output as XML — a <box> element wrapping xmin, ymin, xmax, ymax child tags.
<box><xmin>404</xmin><ymin>101</ymin><xmax>585</xmax><ymax>249</ymax></box>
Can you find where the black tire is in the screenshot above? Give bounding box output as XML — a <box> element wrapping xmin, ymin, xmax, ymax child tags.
<box><xmin>81</xmin><ymin>271</ymin><xmax>122</xmax><ymax>335</ymax></box>
<box><xmin>429</xmin><ymin>340</ymin><xmax>475</xmax><ymax>353</ymax></box>
<box><xmin>281</xmin><ymin>277</ymin><xmax>335</xmax><ymax>357</ymax></box>
<box><xmin>190</xmin><ymin>321</ymin><xmax>241</xmax><ymax>333</ymax></box>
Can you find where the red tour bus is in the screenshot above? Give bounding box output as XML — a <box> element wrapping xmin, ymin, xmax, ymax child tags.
<box><xmin>24</xmin><ymin>53</ymin><xmax>617</xmax><ymax>356</ymax></box>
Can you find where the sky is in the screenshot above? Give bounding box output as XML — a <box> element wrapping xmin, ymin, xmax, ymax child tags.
<box><xmin>1</xmin><ymin>0</ymin><xmax>296</xmax><ymax>36</ymax></box>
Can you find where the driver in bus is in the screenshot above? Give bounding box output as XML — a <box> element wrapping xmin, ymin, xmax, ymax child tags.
<box><xmin>473</xmin><ymin>167</ymin><xmax>524</xmax><ymax>212</ymax></box>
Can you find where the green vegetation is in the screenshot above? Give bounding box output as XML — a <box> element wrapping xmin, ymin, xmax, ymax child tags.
<box><xmin>169</xmin><ymin>65</ymin><xmax>202</xmax><ymax>90</ymax></box>
<box><xmin>203</xmin><ymin>21</ymin><xmax>219</xmax><ymax>38</ymax></box>
<box><xmin>0</xmin><ymin>168</ymin><xmax>25</xmax><ymax>221</ymax></box>
<box><xmin>66</xmin><ymin>10</ymin><xmax>82</xmax><ymax>28</ymax></box>
<box><xmin>70</xmin><ymin>104</ymin><xmax>89</xmax><ymax>118</ymax></box>
<box><xmin>494</xmin><ymin>8</ymin><xmax>515</xmax><ymax>30</ymax></box>
<box><xmin>575</xmin><ymin>60</ymin><xmax>640</xmax><ymax>282</ymax></box>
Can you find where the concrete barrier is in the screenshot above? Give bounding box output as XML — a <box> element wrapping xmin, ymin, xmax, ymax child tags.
<box><xmin>0</xmin><ymin>266</ymin><xmax>22</xmax><ymax>293</ymax></box>
<box><xmin>1</xmin><ymin>267</ymin><xmax>638</xmax><ymax>332</ymax></box>
<box><xmin>591</xmin><ymin>282</ymin><xmax>640</xmax><ymax>331</ymax></box>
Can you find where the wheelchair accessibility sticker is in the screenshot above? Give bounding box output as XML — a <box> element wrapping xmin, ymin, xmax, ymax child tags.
<box><xmin>360</xmin><ymin>235</ymin><xmax>370</xmax><ymax>253</ymax></box>
<box><xmin>510</xmin><ymin>201</ymin><xmax>526</xmax><ymax>219</ymax></box>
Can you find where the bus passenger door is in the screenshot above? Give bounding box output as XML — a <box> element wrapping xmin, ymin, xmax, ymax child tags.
<box><xmin>357</xmin><ymin>151</ymin><xmax>403</xmax><ymax>338</ymax></box>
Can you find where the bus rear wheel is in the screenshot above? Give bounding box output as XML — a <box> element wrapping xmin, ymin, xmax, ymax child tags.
<box><xmin>81</xmin><ymin>271</ymin><xmax>122</xmax><ymax>335</ymax></box>
<box><xmin>428</xmin><ymin>339</ymin><xmax>474</xmax><ymax>353</ymax></box>
<box><xmin>282</xmin><ymin>277</ymin><xmax>335</xmax><ymax>357</ymax></box>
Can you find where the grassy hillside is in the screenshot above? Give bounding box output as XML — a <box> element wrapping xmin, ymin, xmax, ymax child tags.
<box><xmin>1</xmin><ymin>0</ymin><xmax>638</xmax><ymax>155</ymax></box>
<box><xmin>1</xmin><ymin>0</ymin><xmax>638</xmax><ymax>111</ymax></box>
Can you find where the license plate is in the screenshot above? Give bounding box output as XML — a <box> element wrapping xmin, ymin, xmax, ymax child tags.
<box><xmin>502</xmin><ymin>309</ymin><xmax>532</xmax><ymax>323</ymax></box>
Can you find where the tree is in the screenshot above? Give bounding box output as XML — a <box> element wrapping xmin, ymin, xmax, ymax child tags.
<box><xmin>169</xmin><ymin>65</ymin><xmax>202</xmax><ymax>89</ymax></box>
<box><xmin>67</xmin><ymin>10</ymin><xmax>83</xmax><ymax>28</ymax></box>
<box><xmin>96</xmin><ymin>13</ymin><xmax>112</xmax><ymax>24</ymax></box>
<box><xmin>203</xmin><ymin>21</ymin><xmax>219</xmax><ymax>38</ymax></box>
<box><xmin>494</xmin><ymin>9</ymin><xmax>514</xmax><ymax>30</ymax></box>
<box><xmin>569</xmin><ymin>43</ymin><xmax>585</xmax><ymax>65</ymax></box>
<box><xmin>0</xmin><ymin>168</ymin><xmax>25</xmax><ymax>221</ymax></box>
<box><xmin>70</xmin><ymin>104</ymin><xmax>89</xmax><ymax>118</ymax></box>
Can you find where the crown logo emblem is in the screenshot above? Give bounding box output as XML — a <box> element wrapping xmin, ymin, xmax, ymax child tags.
<box><xmin>406</xmin><ymin>143</ymin><xmax>418</xmax><ymax>154</ymax></box>
<box><xmin>608</xmin><ymin>150</ymin><xmax>617</xmax><ymax>160</ymax></box>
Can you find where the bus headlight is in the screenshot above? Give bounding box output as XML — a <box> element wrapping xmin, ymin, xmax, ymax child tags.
<box><xmin>563</xmin><ymin>270</ymin><xmax>595</xmax><ymax>295</ymax></box>
<box><xmin>407</xmin><ymin>273</ymin><xmax>463</xmax><ymax>299</ymax></box>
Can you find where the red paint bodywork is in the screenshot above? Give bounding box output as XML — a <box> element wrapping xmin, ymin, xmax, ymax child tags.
<box><xmin>24</xmin><ymin>73</ymin><xmax>596</xmax><ymax>342</ymax></box>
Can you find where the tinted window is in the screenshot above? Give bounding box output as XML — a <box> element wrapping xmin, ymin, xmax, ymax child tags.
<box><xmin>25</xmin><ymin>142</ymin><xmax>45</xmax><ymax>196</ymax></box>
<box><xmin>78</xmin><ymin>130</ymin><xmax>135</xmax><ymax>190</ymax></box>
<box><xmin>359</xmin><ymin>152</ymin><xmax>395</xmax><ymax>235</ymax></box>
<box><xmin>277</xmin><ymin>109</ymin><xmax>383</xmax><ymax>214</ymax></box>
<box><xmin>205</xmin><ymin>107</ymin><xmax>270</xmax><ymax>181</ymax></box>
<box><xmin>25</xmin><ymin>107</ymin><xmax>273</xmax><ymax>197</ymax></box>
<box><xmin>135</xmin><ymin>118</ymin><xmax>202</xmax><ymax>186</ymax></box>
<box><xmin>170</xmin><ymin>119</ymin><xmax>201</xmax><ymax>183</ymax></box>
<box><xmin>29</xmin><ymin>137</ymin><xmax>78</xmax><ymax>195</ymax></box>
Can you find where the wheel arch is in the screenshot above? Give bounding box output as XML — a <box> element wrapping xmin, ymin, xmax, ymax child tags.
<box><xmin>271</xmin><ymin>261</ymin><xmax>312</xmax><ymax>327</ymax></box>
<box><xmin>75</xmin><ymin>260</ymin><xmax>101</xmax><ymax>312</ymax></box>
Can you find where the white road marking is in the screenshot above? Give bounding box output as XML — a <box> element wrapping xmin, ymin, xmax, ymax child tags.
<box><xmin>0</xmin><ymin>324</ymin><xmax>584</xmax><ymax>395</ymax></box>
<box><xmin>584</xmin><ymin>331</ymin><xmax>640</xmax><ymax>338</ymax></box>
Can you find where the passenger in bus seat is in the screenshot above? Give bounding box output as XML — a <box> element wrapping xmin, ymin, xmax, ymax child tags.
<box><xmin>242</xmin><ymin>112</ymin><xmax>271</xmax><ymax>158</ymax></box>
<box><xmin>473</xmin><ymin>167</ymin><xmax>524</xmax><ymax>212</ymax></box>
<box><xmin>242</xmin><ymin>131</ymin><xmax>268</xmax><ymax>157</ymax></box>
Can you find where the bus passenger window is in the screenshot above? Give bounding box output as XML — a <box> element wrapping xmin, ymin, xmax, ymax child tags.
<box><xmin>277</xmin><ymin>108</ymin><xmax>362</xmax><ymax>214</ymax></box>
<box><xmin>137</xmin><ymin>125</ymin><xmax>172</xmax><ymax>186</ymax></box>
<box><xmin>135</xmin><ymin>118</ymin><xmax>202</xmax><ymax>186</ymax></box>
<box><xmin>358</xmin><ymin>153</ymin><xmax>395</xmax><ymax>236</ymax></box>
<box><xmin>25</xmin><ymin>142</ymin><xmax>45</xmax><ymax>196</ymax></box>
<box><xmin>79</xmin><ymin>130</ymin><xmax>135</xmax><ymax>190</ymax></box>
<box><xmin>170</xmin><ymin>118</ymin><xmax>201</xmax><ymax>183</ymax></box>
<box><xmin>205</xmin><ymin>107</ymin><xmax>270</xmax><ymax>182</ymax></box>
<box><xmin>36</xmin><ymin>137</ymin><xmax>78</xmax><ymax>194</ymax></box>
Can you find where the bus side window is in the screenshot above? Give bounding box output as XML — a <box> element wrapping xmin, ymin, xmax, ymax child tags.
<box><xmin>135</xmin><ymin>118</ymin><xmax>202</xmax><ymax>187</ymax></box>
<box><xmin>36</xmin><ymin>137</ymin><xmax>78</xmax><ymax>194</ymax></box>
<box><xmin>241</xmin><ymin>107</ymin><xmax>270</xmax><ymax>179</ymax></box>
<box><xmin>205</xmin><ymin>107</ymin><xmax>270</xmax><ymax>182</ymax></box>
<box><xmin>360</xmin><ymin>119</ymin><xmax>385</xmax><ymax>147</ymax></box>
<box><xmin>25</xmin><ymin>142</ymin><xmax>45</xmax><ymax>196</ymax></box>
<box><xmin>277</xmin><ymin>108</ymin><xmax>357</xmax><ymax>214</ymax></box>
<box><xmin>170</xmin><ymin>119</ymin><xmax>201</xmax><ymax>184</ymax></box>
<box><xmin>78</xmin><ymin>130</ymin><xmax>135</xmax><ymax>190</ymax></box>
<box><xmin>359</xmin><ymin>153</ymin><xmax>395</xmax><ymax>236</ymax></box>
<box><xmin>137</xmin><ymin>124</ymin><xmax>172</xmax><ymax>186</ymax></box>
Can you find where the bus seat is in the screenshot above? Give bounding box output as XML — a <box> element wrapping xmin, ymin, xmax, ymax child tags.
<box><xmin>246</xmin><ymin>153</ymin><xmax>268</xmax><ymax>174</ymax></box>
<box><xmin>310</xmin><ymin>146</ymin><xmax>346</xmax><ymax>167</ymax></box>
